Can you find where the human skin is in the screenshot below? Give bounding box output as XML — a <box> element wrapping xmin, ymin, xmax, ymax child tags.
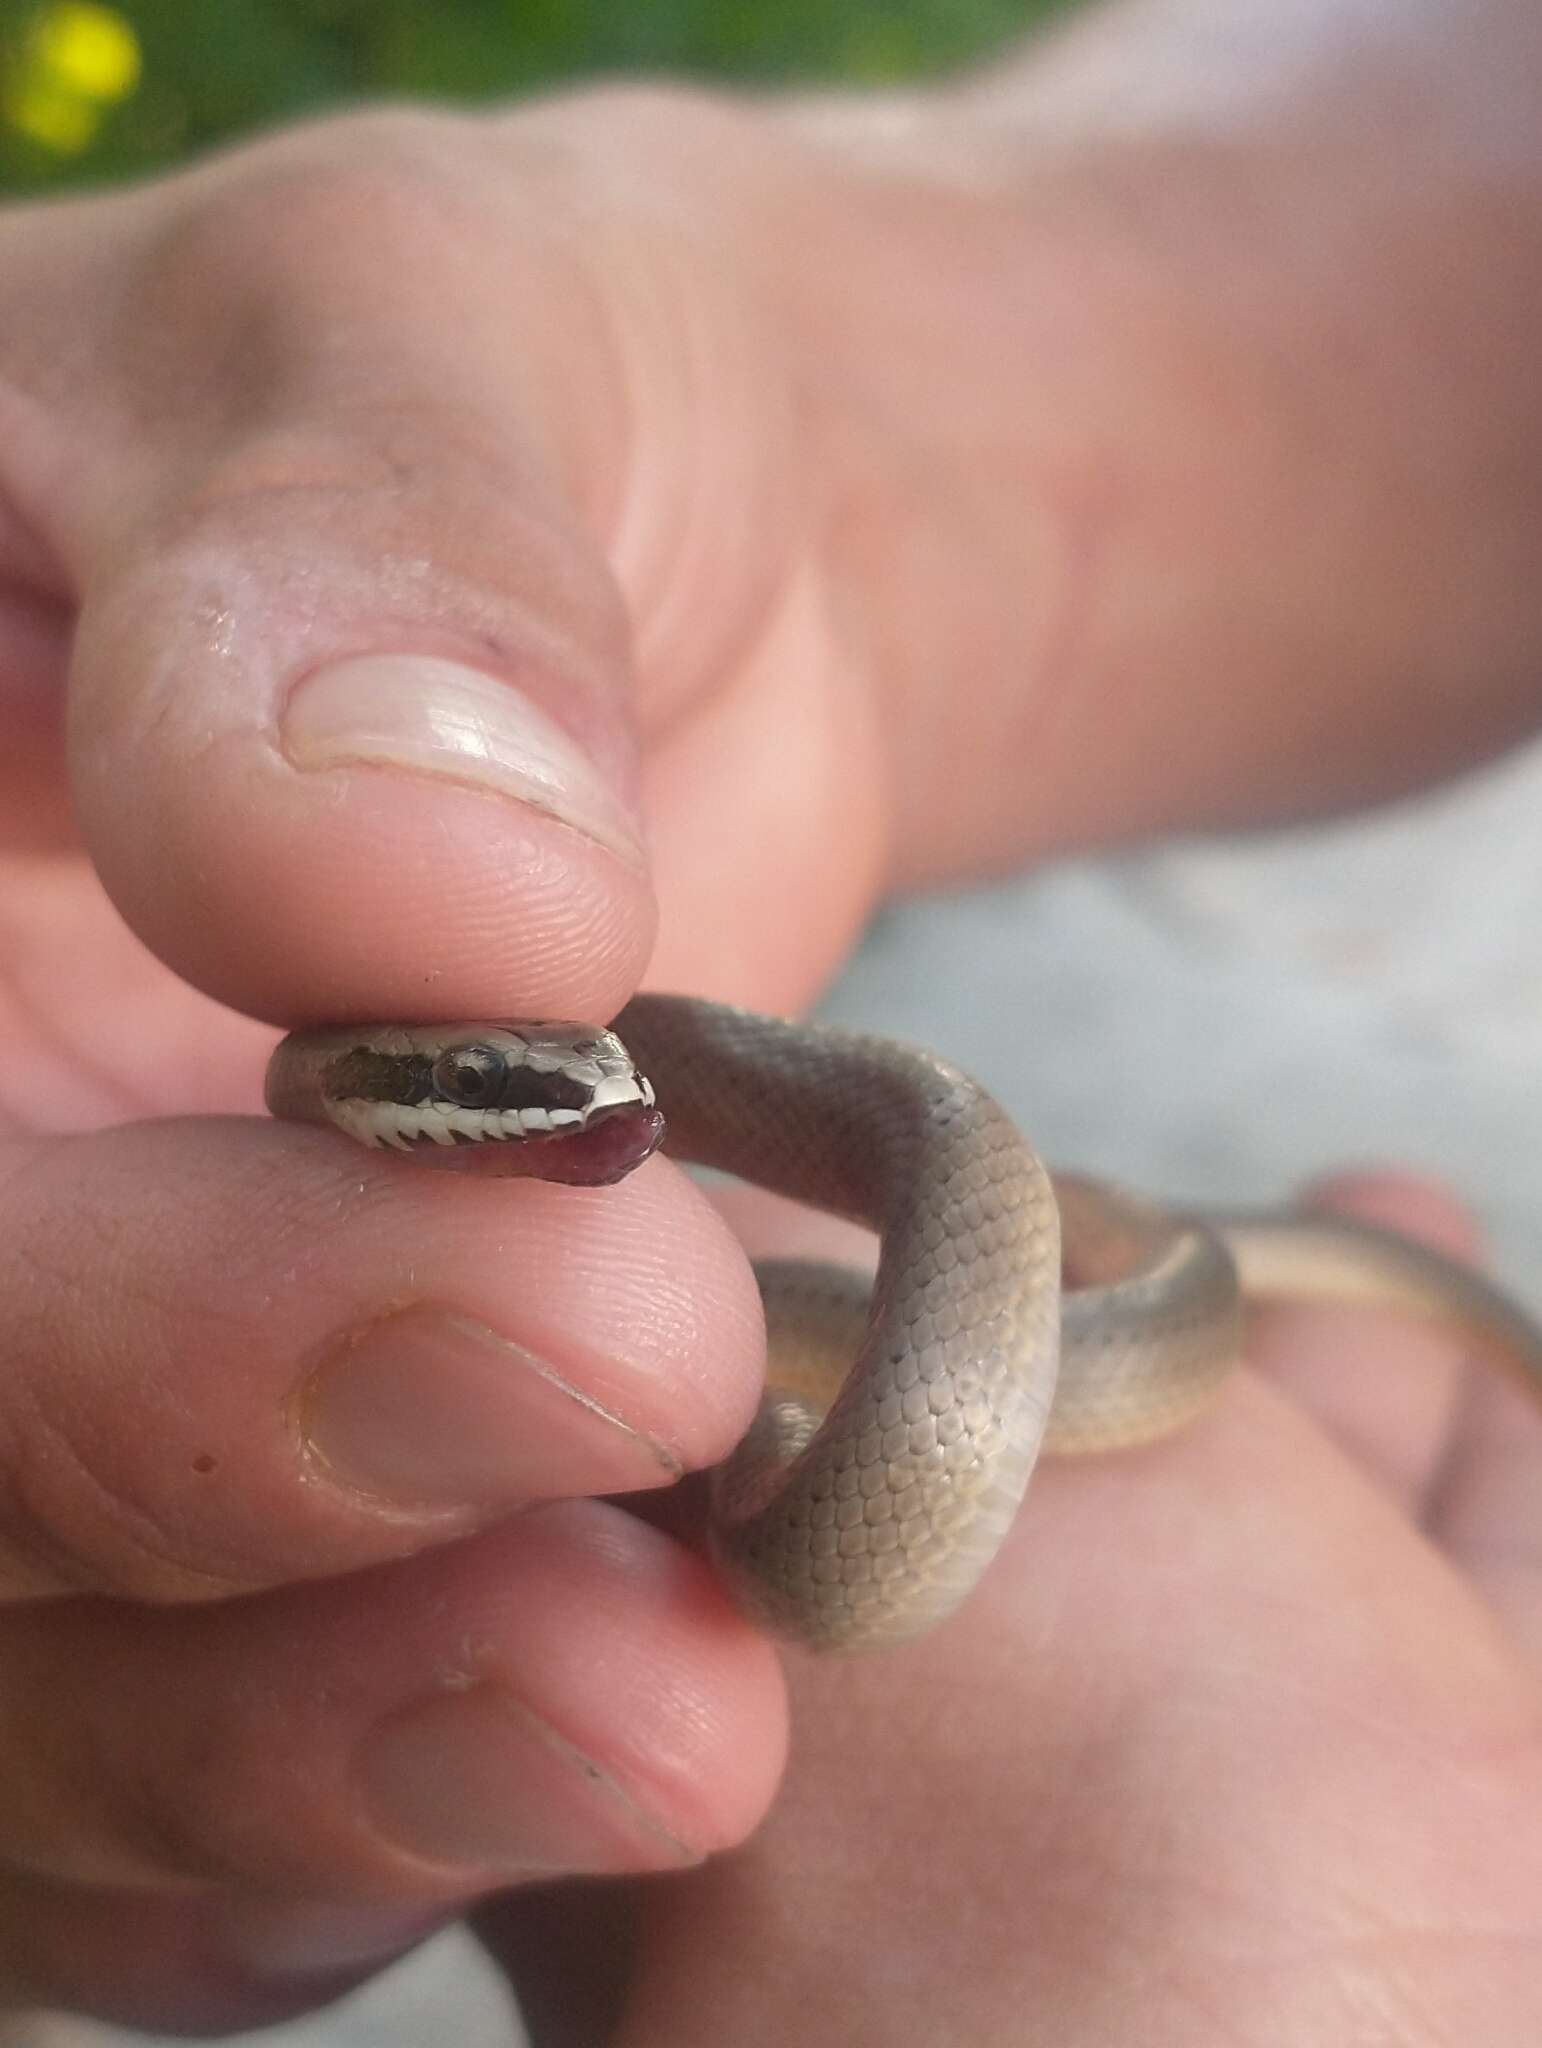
<box><xmin>0</xmin><ymin>0</ymin><xmax>1541</xmax><ymax>2035</ymax></box>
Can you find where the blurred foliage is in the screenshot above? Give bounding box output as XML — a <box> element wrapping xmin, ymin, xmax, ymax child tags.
<box><xmin>0</xmin><ymin>0</ymin><xmax>1070</xmax><ymax>192</ymax></box>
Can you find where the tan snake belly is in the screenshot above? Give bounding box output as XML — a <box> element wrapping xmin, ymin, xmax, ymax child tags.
<box><xmin>267</xmin><ymin>993</ymin><xmax>1542</xmax><ymax>1653</ymax></box>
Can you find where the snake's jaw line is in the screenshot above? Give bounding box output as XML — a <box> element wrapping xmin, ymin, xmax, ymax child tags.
<box><xmin>322</xmin><ymin>1087</ymin><xmax>653</xmax><ymax>1154</ymax></box>
<box><xmin>324</xmin><ymin>1100</ymin><xmax>567</xmax><ymax>1148</ymax></box>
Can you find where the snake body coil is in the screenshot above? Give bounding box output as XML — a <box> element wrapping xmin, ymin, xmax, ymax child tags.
<box><xmin>267</xmin><ymin>993</ymin><xmax>1542</xmax><ymax>1653</ymax></box>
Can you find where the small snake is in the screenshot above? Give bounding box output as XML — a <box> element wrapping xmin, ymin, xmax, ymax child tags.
<box><xmin>267</xmin><ymin>994</ymin><xmax>1542</xmax><ymax>1652</ymax></box>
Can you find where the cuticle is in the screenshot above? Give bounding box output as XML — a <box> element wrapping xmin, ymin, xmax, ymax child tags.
<box><xmin>286</xmin><ymin>1297</ymin><xmax>477</xmax><ymax>1522</ymax></box>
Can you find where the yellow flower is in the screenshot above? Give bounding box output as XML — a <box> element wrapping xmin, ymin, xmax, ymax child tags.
<box><xmin>4</xmin><ymin>2</ymin><xmax>142</xmax><ymax>155</ymax></box>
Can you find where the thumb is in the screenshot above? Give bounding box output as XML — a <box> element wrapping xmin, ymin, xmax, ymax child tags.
<box><xmin>23</xmin><ymin>121</ymin><xmax>674</xmax><ymax>1028</ymax></box>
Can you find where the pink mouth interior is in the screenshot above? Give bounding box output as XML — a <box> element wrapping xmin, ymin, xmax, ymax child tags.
<box><xmin>405</xmin><ymin>1105</ymin><xmax>667</xmax><ymax>1186</ymax></box>
<box><xmin>526</xmin><ymin>1105</ymin><xmax>667</xmax><ymax>1186</ymax></box>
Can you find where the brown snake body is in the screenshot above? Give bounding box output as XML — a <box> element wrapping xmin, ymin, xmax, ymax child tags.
<box><xmin>267</xmin><ymin>993</ymin><xmax>1542</xmax><ymax>1653</ymax></box>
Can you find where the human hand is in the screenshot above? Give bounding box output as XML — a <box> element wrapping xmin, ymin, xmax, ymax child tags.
<box><xmin>0</xmin><ymin>93</ymin><xmax>840</xmax><ymax>2031</ymax></box>
<box><xmin>3</xmin><ymin>0</ymin><xmax>1542</xmax><ymax>2025</ymax></box>
<box><xmin>481</xmin><ymin>1179</ymin><xmax>1542</xmax><ymax>2046</ymax></box>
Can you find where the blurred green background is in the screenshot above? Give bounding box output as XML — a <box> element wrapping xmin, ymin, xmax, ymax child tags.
<box><xmin>0</xmin><ymin>0</ymin><xmax>1068</xmax><ymax>192</ymax></box>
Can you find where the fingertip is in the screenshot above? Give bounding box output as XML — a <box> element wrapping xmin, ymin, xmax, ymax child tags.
<box><xmin>406</xmin><ymin>1151</ymin><xmax>768</xmax><ymax>1488</ymax></box>
<box><xmin>331</xmin><ymin>1503</ymin><xmax>788</xmax><ymax>1878</ymax></box>
<box><xmin>75</xmin><ymin>721</ymin><xmax>655</xmax><ymax>1028</ymax></box>
<box><xmin>127</xmin><ymin>752</ymin><xmax>656</xmax><ymax>1028</ymax></box>
<box><xmin>68</xmin><ymin>500</ymin><xmax>656</xmax><ymax>1025</ymax></box>
<box><xmin>502</xmin><ymin>1501</ymin><xmax>789</xmax><ymax>1856</ymax></box>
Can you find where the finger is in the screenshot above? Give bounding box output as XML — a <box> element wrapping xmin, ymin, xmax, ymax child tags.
<box><xmin>6</xmin><ymin>117</ymin><xmax>681</xmax><ymax>1026</ymax></box>
<box><xmin>639</xmin><ymin>556</ymin><xmax>889</xmax><ymax>1008</ymax></box>
<box><xmin>1242</xmin><ymin>1172</ymin><xmax>1479</xmax><ymax>1512</ymax></box>
<box><xmin>0</xmin><ymin>1117</ymin><xmax>761</xmax><ymax>1601</ymax></box>
<box><xmin>4</xmin><ymin>101</ymin><xmax>889</xmax><ymax>1022</ymax></box>
<box><xmin>0</xmin><ymin>1505</ymin><xmax>784</xmax><ymax>2026</ymax></box>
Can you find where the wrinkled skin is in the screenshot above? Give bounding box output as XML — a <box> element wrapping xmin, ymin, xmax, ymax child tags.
<box><xmin>2</xmin><ymin>0</ymin><xmax>1542</xmax><ymax>2036</ymax></box>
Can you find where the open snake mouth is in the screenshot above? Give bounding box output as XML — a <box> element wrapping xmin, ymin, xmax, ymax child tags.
<box><xmin>290</xmin><ymin>1022</ymin><xmax>664</xmax><ymax>1185</ymax></box>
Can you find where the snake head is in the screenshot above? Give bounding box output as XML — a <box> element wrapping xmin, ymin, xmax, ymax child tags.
<box><xmin>265</xmin><ymin>1021</ymin><xmax>665</xmax><ymax>1186</ymax></box>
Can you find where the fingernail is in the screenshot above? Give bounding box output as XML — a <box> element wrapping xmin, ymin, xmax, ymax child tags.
<box><xmin>301</xmin><ymin>1306</ymin><xmax>680</xmax><ymax>1511</ymax></box>
<box><xmin>218</xmin><ymin>1899</ymin><xmax>447</xmax><ymax>1980</ymax></box>
<box><xmin>282</xmin><ymin>654</ymin><xmax>644</xmax><ymax>864</ymax></box>
<box><xmin>360</xmin><ymin>1683</ymin><xmax>699</xmax><ymax>1876</ymax></box>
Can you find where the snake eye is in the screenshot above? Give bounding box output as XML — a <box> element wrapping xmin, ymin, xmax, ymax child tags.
<box><xmin>432</xmin><ymin>1044</ymin><xmax>507</xmax><ymax>1107</ymax></box>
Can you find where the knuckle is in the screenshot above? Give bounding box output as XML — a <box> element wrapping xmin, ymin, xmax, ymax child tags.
<box><xmin>108</xmin><ymin>1743</ymin><xmax>288</xmax><ymax>1893</ymax></box>
<box><xmin>154</xmin><ymin>109</ymin><xmax>495</xmax><ymax>325</ymax></box>
<box><xmin>0</xmin><ymin>1167</ymin><xmax>265</xmax><ymax>1604</ymax></box>
<box><xmin>108</xmin><ymin>1670</ymin><xmax>372</xmax><ymax>1896</ymax></box>
<box><xmin>116</xmin><ymin>1741</ymin><xmax>280</xmax><ymax>1890</ymax></box>
<box><xmin>103</xmin><ymin>109</ymin><xmax>499</xmax><ymax>440</ymax></box>
<box><xmin>0</xmin><ymin>1402</ymin><xmax>266</xmax><ymax>1604</ymax></box>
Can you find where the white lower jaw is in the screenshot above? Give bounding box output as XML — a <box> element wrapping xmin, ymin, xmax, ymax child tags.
<box><xmin>327</xmin><ymin>1090</ymin><xmax>646</xmax><ymax>1150</ymax></box>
